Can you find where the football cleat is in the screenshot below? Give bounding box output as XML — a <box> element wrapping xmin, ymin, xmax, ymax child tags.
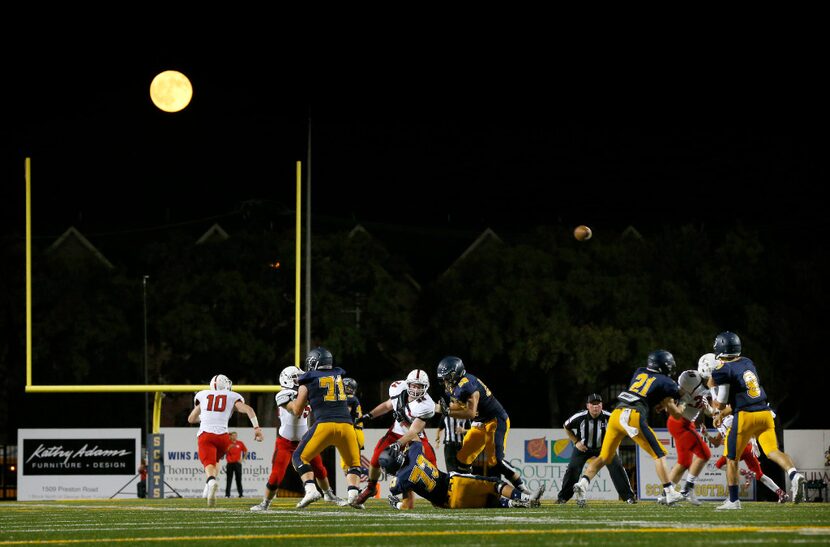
<box><xmin>792</xmin><ymin>473</ymin><xmax>806</xmax><ymax>504</ymax></box>
<box><xmin>530</xmin><ymin>483</ymin><xmax>546</xmax><ymax>507</ymax></box>
<box><xmin>664</xmin><ymin>488</ymin><xmax>683</xmax><ymax>506</ymax></box>
<box><xmin>206</xmin><ymin>479</ymin><xmax>219</xmax><ymax>507</ymax></box>
<box><xmin>295</xmin><ymin>488</ymin><xmax>322</xmax><ymax>508</ymax></box>
<box><xmin>509</xmin><ymin>498</ymin><xmax>531</xmax><ymax>508</ymax></box>
<box><xmin>250</xmin><ymin>499</ymin><xmax>271</xmax><ymax>512</ymax></box>
<box><xmin>776</xmin><ymin>488</ymin><xmax>789</xmax><ymax>503</ymax></box>
<box><xmin>716</xmin><ymin>499</ymin><xmax>742</xmax><ymax>510</ymax></box>
<box><xmin>625</xmin><ymin>497</ymin><xmax>638</xmax><ymax>504</ymax></box>
<box><xmin>656</xmin><ymin>495</ymin><xmax>666</xmax><ymax>505</ymax></box>
<box><xmin>681</xmin><ymin>489</ymin><xmax>702</xmax><ymax>506</ymax></box>
<box><xmin>572</xmin><ymin>481</ymin><xmax>587</xmax><ymax>508</ymax></box>
<box><xmin>323</xmin><ymin>490</ymin><xmax>344</xmax><ymax>504</ymax></box>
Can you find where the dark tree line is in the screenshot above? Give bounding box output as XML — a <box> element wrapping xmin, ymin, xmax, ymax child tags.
<box><xmin>1</xmin><ymin>217</ymin><xmax>827</xmax><ymax>442</ymax></box>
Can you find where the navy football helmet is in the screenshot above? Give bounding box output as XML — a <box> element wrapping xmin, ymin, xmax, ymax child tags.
<box><xmin>436</xmin><ymin>356</ymin><xmax>466</xmax><ymax>388</ymax></box>
<box><xmin>378</xmin><ymin>443</ymin><xmax>407</xmax><ymax>474</ymax></box>
<box><xmin>646</xmin><ymin>350</ymin><xmax>676</xmax><ymax>377</ymax></box>
<box><xmin>343</xmin><ymin>377</ymin><xmax>357</xmax><ymax>396</ymax></box>
<box><xmin>713</xmin><ymin>331</ymin><xmax>741</xmax><ymax>359</ymax></box>
<box><xmin>305</xmin><ymin>346</ymin><xmax>333</xmax><ymax>371</ymax></box>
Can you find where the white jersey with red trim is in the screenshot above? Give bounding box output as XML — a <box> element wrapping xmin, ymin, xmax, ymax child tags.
<box><xmin>388</xmin><ymin>380</ymin><xmax>435</xmax><ymax>436</ymax></box>
<box><xmin>194</xmin><ymin>389</ymin><xmax>244</xmax><ymax>435</ymax></box>
<box><xmin>679</xmin><ymin>382</ymin><xmax>712</xmax><ymax>422</ymax></box>
<box><xmin>277</xmin><ymin>402</ymin><xmax>312</xmax><ymax>441</ymax></box>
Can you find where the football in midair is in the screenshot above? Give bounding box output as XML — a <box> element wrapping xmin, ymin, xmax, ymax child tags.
<box><xmin>574</xmin><ymin>225</ymin><xmax>592</xmax><ymax>241</ymax></box>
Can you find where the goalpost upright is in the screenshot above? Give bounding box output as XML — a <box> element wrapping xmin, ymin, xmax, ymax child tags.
<box><xmin>22</xmin><ymin>157</ymin><xmax>297</xmax><ymax>434</ymax></box>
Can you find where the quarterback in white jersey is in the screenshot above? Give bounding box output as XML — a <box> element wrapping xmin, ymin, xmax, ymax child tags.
<box><xmin>187</xmin><ymin>374</ymin><xmax>263</xmax><ymax>507</ymax></box>
<box><xmin>352</xmin><ymin>369</ymin><xmax>438</xmax><ymax>506</ymax></box>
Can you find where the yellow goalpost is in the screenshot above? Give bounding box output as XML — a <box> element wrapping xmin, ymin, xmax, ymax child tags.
<box><xmin>23</xmin><ymin>158</ymin><xmax>297</xmax><ymax>433</ymax></box>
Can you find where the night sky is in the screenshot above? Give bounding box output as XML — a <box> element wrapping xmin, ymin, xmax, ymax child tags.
<box><xmin>4</xmin><ymin>40</ymin><xmax>828</xmax><ymax>242</ymax></box>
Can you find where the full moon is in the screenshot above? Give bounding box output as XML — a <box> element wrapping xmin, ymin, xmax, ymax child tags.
<box><xmin>149</xmin><ymin>70</ymin><xmax>193</xmax><ymax>112</ymax></box>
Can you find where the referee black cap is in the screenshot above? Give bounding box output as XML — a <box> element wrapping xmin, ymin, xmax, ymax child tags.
<box><xmin>587</xmin><ymin>393</ymin><xmax>602</xmax><ymax>403</ymax></box>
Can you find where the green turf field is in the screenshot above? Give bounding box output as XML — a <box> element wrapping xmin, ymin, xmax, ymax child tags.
<box><xmin>2</xmin><ymin>497</ymin><xmax>829</xmax><ymax>545</ymax></box>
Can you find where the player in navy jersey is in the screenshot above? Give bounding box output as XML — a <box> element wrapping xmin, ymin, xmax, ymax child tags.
<box><xmin>436</xmin><ymin>356</ymin><xmax>531</xmax><ymax>495</ymax></box>
<box><xmin>340</xmin><ymin>377</ymin><xmax>365</xmax><ymax>475</ymax></box>
<box><xmin>708</xmin><ymin>331</ymin><xmax>806</xmax><ymax>510</ymax></box>
<box><xmin>283</xmin><ymin>347</ymin><xmax>364</xmax><ymax>508</ymax></box>
<box><xmin>380</xmin><ymin>442</ymin><xmax>544</xmax><ymax>510</ymax></box>
<box><xmin>573</xmin><ymin>350</ymin><xmax>685</xmax><ymax>507</ymax></box>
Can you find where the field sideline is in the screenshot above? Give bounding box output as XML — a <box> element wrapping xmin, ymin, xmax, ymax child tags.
<box><xmin>1</xmin><ymin>498</ymin><xmax>829</xmax><ymax>546</ymax></box>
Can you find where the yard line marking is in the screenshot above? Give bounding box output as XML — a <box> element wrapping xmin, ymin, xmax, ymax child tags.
<box><xmin>2</xmin><ymin>526</ymin><xmax>829</xmax><ymax>544</ymax></box>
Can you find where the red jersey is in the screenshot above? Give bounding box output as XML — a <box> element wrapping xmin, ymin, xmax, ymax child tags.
<box><xmin>225</xmin><ymin>440</ymin><xmax>248</xmax><ymax>463</ymax></box>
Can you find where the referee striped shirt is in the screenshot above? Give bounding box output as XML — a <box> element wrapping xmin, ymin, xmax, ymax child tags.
<box><xmin>563</xmin><ymin>409</ymin><xmax>611</xmax><ymax>449</ymax></box>
<box><xmin>439</xmin><ymin>415</ymin><xmax>469</xmax><ymax>445</ymax></box>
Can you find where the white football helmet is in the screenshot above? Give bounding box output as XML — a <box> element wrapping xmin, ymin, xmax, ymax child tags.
<box><xmin>678</xmin><ymin>369</ymin><xmax>704</xmax><ymax>395</ymax></box>
<box><xmin>210</xmin><ymin>374</ymin><xmax>232</xmax><ymax>391</ymax></box>
<box><xmin>406</xmin><ymin>369</ymin><xmax>430</xmax><ymax>398</ymax></box>
<box><xmin>279</xmin><ymin>365</ymin><xmax>302</xmax><ymax>389</ymax></box>
<box><xmin>697</xmin><ymin>353</ymin><xmax>717</xmax><ymax>380</ymax></box>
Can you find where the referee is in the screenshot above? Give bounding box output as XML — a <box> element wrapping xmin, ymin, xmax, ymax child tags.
<box><xmin>558</xmin><ymin>393</ymin><xmax>636</xmax><ymax>504</ymax></box>
<box><xmin>435</xmin><ymin>406</ymin><xmax>471</xmax><ymax>473</ymax></box>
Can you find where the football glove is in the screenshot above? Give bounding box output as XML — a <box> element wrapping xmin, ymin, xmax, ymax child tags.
<box><xmin>275</xmin><ymin>388</ymin><xmax>297</xmax><ymax>407</ymax></box>
<box><xmin>388</xmin><ymin>494</ymin><xmax>402</xmax><ymax>510</ymax></box>
<box><xmin>355</xmin><ymin>412</ymin><xmax>373</xmax><ymax>425</ymax></box>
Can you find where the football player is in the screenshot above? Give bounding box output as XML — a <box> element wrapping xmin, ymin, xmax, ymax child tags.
<box><xmin>380</xmin><ymin>442</ymin><xmax>545</xmax><ymax>510</ymax></box>
<box><xmin>661</xmin><ymin>369</ymin><xmax>715</xmax><ymax>505</ymax></box>
<box><xmin>188</xmin><ymin>374</ymin><xmax>263</xmax><ymax>507</ymax></box>
<box><xmin>340</xmin><ymin>377</ymin><xmax>366</xmax><ymax>476</ymax></box>
<box><xmin>284</xmin><ymin>347</ymin><xmax>364</xmax><ymax>508</ymax></box>
<box><xmin>436</xmin><ymin>356</ymin><xmax>532</xmax><ymax>495</ymax></box>
<box><xmin>572</xmin><ymin>350</ymin><xmax>685</xmax><ymax>507</ymax></box>
<box><xmin>352</xmin><ymin>369</ymin><xmax>437</xmax><ymax>506</ymax></box>
<box><xmin>250</xmin><ymin>365</ymin><xmax>342</xmax><ymax>512</ymax></box>
<box><xmin>707</xmin><ymin>331</ymin><xmax>805</xmax><ymax>509</ymax></box>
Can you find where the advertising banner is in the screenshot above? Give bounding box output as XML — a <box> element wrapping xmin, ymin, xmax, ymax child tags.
<box><xmin>634</xmin><ymin>427</ymin><xmax>748</xmax><ymax>501</ymax></box>
<box><xmin>158</xmin><ymin>427</ymin><xmax>275</xmax><ymax>498</ymax></box>
<box><xmin>783</xmin><ymin>430</ymin><xmax>830</xmax><ymax>499</ymax></box>
<box><xmin>17</xmin><ymin>429</ymin><xmax>141</xmax><ymax>500</ymax></box>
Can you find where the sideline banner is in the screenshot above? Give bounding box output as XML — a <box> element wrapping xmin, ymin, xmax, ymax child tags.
<box><xmin>335</xmin><ymin>427</ymin><xmax>622</xmax><ymax>501</ymax></box>
<box><xmin>635</xmin><ymin>427</ymin><xmax>748</xmax><ymax>501</ymax></box>
<box><xmin>782</xmin><ymin>430</ymin><xmax>830</xmax><ymax>494</ymax></box>
<box><xmin>158</xmin><ymin>427</ymin><xmax>274</xmax><ymax>498</ymax></box>
<box><xmin>17</xmin><ymin>429</ymin><xmax>141</xmax><ymax>501</ymax></box>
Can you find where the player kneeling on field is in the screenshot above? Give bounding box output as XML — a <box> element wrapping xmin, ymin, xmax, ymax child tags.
<box><xmin>379</xmin><ymin>442</ymin><xmax>545</xmax><ymax>510</ymax></box>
